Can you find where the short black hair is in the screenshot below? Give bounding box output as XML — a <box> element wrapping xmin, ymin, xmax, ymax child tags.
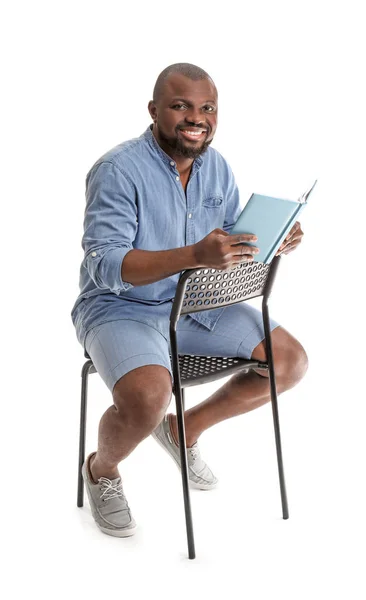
<box><xmin>152</xmin><ymin>63</ymin><xmax>215</xmax><ymax>103</ymax></box>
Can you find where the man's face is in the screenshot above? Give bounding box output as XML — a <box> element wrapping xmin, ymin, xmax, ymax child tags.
<box><xmin>148</xmin><ymin>73</ymin><xmax>218</xmax><ymax>160</ymax></box>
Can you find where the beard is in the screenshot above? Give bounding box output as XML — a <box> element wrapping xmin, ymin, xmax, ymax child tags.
<box><xmin>157</xmin><ymin>126</ymin><xmax>213</xmax><ymax>159</ymax></box>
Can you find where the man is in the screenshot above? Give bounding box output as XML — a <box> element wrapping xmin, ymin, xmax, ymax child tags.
<box><xmin>71</xmin><ymin>63</ymin><xmax>308</xmax><ymax>538</ymax></box>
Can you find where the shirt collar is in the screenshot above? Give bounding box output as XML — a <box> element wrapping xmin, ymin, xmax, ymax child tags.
<box><xmin>143</xmin><ymin>124</ymin><xmax>203</xmax><ymax>170</ymax></box>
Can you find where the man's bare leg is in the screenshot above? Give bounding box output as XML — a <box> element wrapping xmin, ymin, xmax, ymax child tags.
<box><xmin>169</xmin><ymin>326</ymin><xmax>308</xmax><ymax>447</ymax></box>
<box><xmin>89</xmin><ymin>365</ymin><xmax>172</xmax><ymax>483</ymax></box>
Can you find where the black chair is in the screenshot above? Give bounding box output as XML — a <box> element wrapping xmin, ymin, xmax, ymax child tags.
<box><xmin>77</xmin><ymin>255</ymin><xmax>288</xmax><ymax>559</ymax></box>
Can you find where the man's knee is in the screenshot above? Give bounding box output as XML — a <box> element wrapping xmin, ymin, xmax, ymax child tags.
<box><xmin>252</xmin><ymin>326</ymin><xmax>308</xmax><ymax>390</ymax></box>
<box><xmin>112</xmin><ymin>365</ymin><xmax>172</xmax><ymax>429</ymax></box>
<box><xmin>277</xmin><ymin>335</ymin><xmax>308</xmax><ymax>389</ymax></box>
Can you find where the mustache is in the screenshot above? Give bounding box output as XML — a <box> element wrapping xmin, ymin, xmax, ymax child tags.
<box><xmin>177</xmin><ymin>125</ymin><xmax>209</xmax><ymax>132</ymax></box>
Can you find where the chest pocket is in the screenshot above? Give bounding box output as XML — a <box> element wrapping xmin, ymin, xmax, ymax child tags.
<box><xmin>200</xmin><ymin>195</ymin><xmax>225</xmax><ymax>237</ymax></box>
<box><xmin>202</xmin><ymin>196</ymin><xmax>223</xmax><ymax>207</ymax></box>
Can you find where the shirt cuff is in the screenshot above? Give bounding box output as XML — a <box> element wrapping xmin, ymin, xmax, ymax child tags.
<box><xmin>87</xmin><ymin>246</ymin><xmax>134</xmax><ymax>294</ymax></box>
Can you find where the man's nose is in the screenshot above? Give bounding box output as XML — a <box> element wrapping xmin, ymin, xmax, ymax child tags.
<box><xmin>184</xmin><ymin>108</ymin><xmax>205</xmax><ymax>125</ymax></box>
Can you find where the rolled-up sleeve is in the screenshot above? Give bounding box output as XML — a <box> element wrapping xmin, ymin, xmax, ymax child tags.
<box><xmin>222</xmin><ymin>165</ymin><xmax>242</xmax><ymax>233</ymax></box>
<box><xmin>82</xmin><ymin>161</ymin><xmax>137</xmax><ymax>294</ymax></box>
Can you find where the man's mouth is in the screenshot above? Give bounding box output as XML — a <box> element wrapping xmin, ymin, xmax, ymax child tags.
<box><xmin>178</xmin><ymin>128</ymin><xmax>208</xmax><ymax>142</ymax></box>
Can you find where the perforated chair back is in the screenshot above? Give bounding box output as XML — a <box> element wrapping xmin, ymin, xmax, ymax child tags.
<box><xmin>170</xmin><ymin>259</ymin><xmax>279</xmax><ymax>327</ymax></box>
<box><xmin>168</xmin><ymin>258</ymin><xmax>280</xmax><ymax>391</ymax></box>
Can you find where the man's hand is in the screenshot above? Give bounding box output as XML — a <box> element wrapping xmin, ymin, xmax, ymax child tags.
<box><xmin>276</xmin><ymin>221</ymin><xmax>304</xmax><ymax>256</ymax></box>
<box><xmin>194</xmin><ymin>228</ymin><xmax>260</xmax><ymax>270</ymax></box>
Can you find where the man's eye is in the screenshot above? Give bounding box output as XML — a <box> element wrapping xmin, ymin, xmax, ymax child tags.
<box><xmin>204</xmin><ymin>106</ymin><xmax>215</xmax><ymax>112</ymax></box>
<box><xmin>172</xmin><ymin>104</ymin><xmax>186</xmax><ymax>110</ymax></box>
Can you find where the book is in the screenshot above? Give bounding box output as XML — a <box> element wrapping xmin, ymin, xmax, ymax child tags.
<box><xmin>230</xmin><ymin>180</ymin><xmax>317</xmax><ymax>264</ymax></box>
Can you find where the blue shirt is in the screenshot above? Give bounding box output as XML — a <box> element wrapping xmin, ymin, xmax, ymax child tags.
<box><xmin>71</xmin><ymin>124</ymin><xmax>242</xmax><ymax>347</ymax></box>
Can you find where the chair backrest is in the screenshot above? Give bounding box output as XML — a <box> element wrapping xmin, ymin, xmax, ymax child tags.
<box><xmin>170</xmin><ymin>256</ymin><xmax>281</xmax><ymax>325</ymax></box>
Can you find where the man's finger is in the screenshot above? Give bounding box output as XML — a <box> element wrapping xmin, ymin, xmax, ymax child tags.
<box><xmin>282</xmin><ymin>227</ymin><xmax>303</xmax><ymax>245</ymax></box>
<box><xmin>231</xmin><ymin>233</ymin><xmax>258</xmax><ymax>244</ymax></box>
<box><xmin>233</xmin><ymin>245</ymin><xmax>260</xmax><ymax>256</ymax></box>
<box><xmin>287</xmin><ymin>221</ymin><xmax>301</xmax><ymax>239</ymax></box>
<box><xmin>284</xmin><ymin>230</ymin><xmax>303</xmax><ymax>245</ymax></box>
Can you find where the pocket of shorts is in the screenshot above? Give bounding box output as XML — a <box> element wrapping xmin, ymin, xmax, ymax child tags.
<box><xmin>202</xmin><ymin>196</ymin><xmax>223</xmax><ymax>207</ymax></box>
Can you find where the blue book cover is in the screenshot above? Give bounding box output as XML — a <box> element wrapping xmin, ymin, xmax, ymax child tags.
<box><xmin>230</xmin><ymin>180</ymin><xmax>317</xmax><ymax>264</ymax></box>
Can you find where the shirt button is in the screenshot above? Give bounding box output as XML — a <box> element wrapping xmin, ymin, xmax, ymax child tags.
<box><xmin>91</xmin><ymin>251</ymin><xmax>97</xmax><ymax>257</ymax></box>
<box><xmin>188</xmin><ymin>213</ymin><xmax>192</xmax><ymax>218</ymax></box>
<box><xmin>170</xmin><ymin>161</ymin><xmax>175</xmax><ymax>166</ymax></box>
<box><xmin>175</xmin><ymin>176</ymin><xmax>180</xmax><ymax>181</ymax></box>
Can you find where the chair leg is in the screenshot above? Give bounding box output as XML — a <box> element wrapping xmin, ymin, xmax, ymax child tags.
<box><xmin>170</xmin><ymin>330</ymin><xmax>196</xmax><ymax>559</ymax></box>
<box><xmin>262</xmin><ymin>302</ymin><xmax>289</xmax><ymax>520</ymax></box>
<box><xmin>77</xmin><ymin>360</ymin><xmax>92</xmax><ymax>507</ymax></box>
<box><xmin>174</xmin><ymin>383</ymin><xmax>196</xmax><ymax>559</ymax></box>
<box><xmin>181</xmin><ymin>387</ymin><xmax>185</xmax><ymax>412</ymax></box>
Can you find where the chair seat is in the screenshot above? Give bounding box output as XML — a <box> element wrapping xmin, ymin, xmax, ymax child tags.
<box><xmin>170</xmin><ymin>354</ymin><xmax>268</xmax><ymax>388</ymax></box>
<box><xmin>83</xmin><ymin>351</ymin><xmax>267</xmax><ymax>388</ymax></box>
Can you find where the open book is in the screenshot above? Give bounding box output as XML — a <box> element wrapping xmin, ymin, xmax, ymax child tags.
<box><xmin>230</xmin><ymin>180</ymin><xmax>317</xmax><ymax>264</ymax></box>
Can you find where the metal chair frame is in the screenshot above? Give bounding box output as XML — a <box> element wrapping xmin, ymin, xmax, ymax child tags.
<box><xmin>77</xmin><ymin>255</ymin><xmax>289</xmax><ymax>559</ymax></box>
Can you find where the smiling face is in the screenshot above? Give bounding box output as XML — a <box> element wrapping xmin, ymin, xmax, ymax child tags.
<box><xmin>148</xmin><ymin>73</ymin><xmax>218</xmax><ymax>162</ymax></box>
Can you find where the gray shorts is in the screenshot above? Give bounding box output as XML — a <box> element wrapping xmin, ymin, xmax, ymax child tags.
<box><xmin>84</xmin><ymin>302</ymin><xmax>280</xmax><ymax>393</ymax></box>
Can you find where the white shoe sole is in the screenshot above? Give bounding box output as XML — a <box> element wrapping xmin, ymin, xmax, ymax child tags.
<box><xmin>98</xmin><ymin>523</ymin><xmax>137</xmax><ymax>537</ymax></box>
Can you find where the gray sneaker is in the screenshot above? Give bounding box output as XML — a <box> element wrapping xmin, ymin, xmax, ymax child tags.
<box><xmin>151</xmin><ymin>414</ymin><xmax>218</xmax><ymax>490</ymax></box>
<box><xmin>81</xmin><ymin>452</ymin><xmax>137</xmax><ymax>537</ymax></box>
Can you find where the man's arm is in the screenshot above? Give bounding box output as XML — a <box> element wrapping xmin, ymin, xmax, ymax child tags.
<box><xmin>83</xmin><ymin>161</ymin><xmax>201</xmax><ymax>290</ymax></box>
<box><xmin>123</xmin><ymin>230</ymin><xmax>259</xmax><ymax>286</ymax></box>
<box><xmin>83</xmin><ymin>161</ymin><xmax>138</xmax><ymax>295</ymax></box>
<box><xmin>122</xmin><ymin>246</ymin><xmax>198</xmax><ymax>286</ymax></box>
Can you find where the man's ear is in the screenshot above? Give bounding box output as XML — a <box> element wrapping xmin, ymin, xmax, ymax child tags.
<box><xmin>148</xmin><ymin>100</ymin><xmax>157</xmax><ymax>122</ymax></box>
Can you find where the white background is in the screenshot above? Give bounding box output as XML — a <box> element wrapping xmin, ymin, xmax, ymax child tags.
<box><xmin>2</xmin><ymin>0</ymin><xmax>366</xmax><ymax>597</ymax></box>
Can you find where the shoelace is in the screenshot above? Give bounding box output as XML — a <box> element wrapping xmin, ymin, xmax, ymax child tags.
<box><xmin>98</xmin><ymin>477</ymin><xmax>124</xmax><ymax>501</ymax></box>
<box><xmin>187</xmin><ymin>443</ymin><xmax>200</xmax><ymax>463</ymax></box>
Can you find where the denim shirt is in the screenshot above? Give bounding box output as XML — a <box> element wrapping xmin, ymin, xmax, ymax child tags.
<box><xmin>71</xmin><ymin>124</ymin><xmax>242</xmax><ymax>347</ymax></box>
